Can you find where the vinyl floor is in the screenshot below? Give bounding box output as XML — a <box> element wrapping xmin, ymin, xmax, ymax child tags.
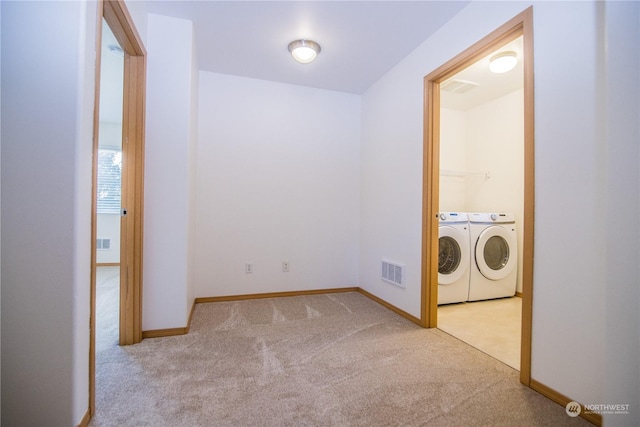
<box><xmin>438</xmin><ymin>296</ymin><xmax>521</xmax><ymax>370</ymax></box>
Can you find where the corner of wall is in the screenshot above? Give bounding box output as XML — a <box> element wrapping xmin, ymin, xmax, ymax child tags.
<box><xmin>187</xmin><ymin>22</ymin><xmax>199</xmax><ymax>318</ymax></box>
<box><xmin>143</xmin><ymin>12</ymin><xmax>197</xmax><ymax>330</ymax></box>
<box><xmin>72</xmin><ymin>0</ymin><xmax>98</xmax><ymax>423</ymax></box>
<box><xmin>0</xmin><ymin>0</ymin><xmax>3</xmax><ymax>421</ymax></box>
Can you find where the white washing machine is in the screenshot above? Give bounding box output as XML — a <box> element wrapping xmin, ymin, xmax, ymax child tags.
<box><xmin>438</xmin><ymin>212</ymin><xmax>470</xmax><ymax>305</ymax></box>
<box><xmin>468</xmin><ymin>213</ymin><xmax>518</xmax><ymax>301</ymax></box>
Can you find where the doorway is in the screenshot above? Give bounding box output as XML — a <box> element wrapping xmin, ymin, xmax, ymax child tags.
<box><xmin>90</xmin><ymin>0</ymin><xmax>146</xmax><ymax>417</ymax></box>
<box><xmin>95</xmin><ymin>15</ymin><xmax>124</xmax><ymax>362</ymax></box>
<box><xmin>436</xmin><ymin>35</ymin><xmax>524</xmax><ymax>371</ymax></box>
<box><xmin>421</xmin><ymin>7</ymin><xmax>534</xmax><ymax>385</ymax></box>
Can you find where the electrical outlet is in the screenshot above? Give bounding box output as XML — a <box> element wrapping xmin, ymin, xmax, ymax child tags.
<box><xmin>282</xmin><ymin>261</ymin><xmax>290</xmax><ymax>272</ymax></box>
<box><xmin>245</xmin><ymin>262</ymin><xmax>253</xmax><ymax>274</ymax></box>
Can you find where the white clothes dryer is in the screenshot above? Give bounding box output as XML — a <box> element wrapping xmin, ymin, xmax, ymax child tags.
<box><xmin>468</xmin><ymin>213</ymin><xmax>518</xmax><ymax>301</ymax></box>
<box><xmin>438</xmin><ymin>212</ymin><xmax>470</xmax><ymax>305</ymax></box>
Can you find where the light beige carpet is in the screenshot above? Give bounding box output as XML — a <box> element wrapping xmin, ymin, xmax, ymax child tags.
<box><xmin>91</xmin><ymin>289</ymin><xmax>589</xmax><ymax>426</ymax></box>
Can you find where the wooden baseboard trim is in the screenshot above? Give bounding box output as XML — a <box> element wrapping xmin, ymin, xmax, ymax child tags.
<box><xmin>77</xmin><ymin>408</ymin><xmax>91</xmax><ymax>427</ymax></box>
<box><xmin>145</xmin><ymin>287</ymin><xmax>417</xmax><ymax>339</ymax></box>
<box><xmin>195</xmin><ymin>287</ymin><xmax>359</xmax><ymax>304</ymax></box>
<box><xmin>96</xmin><ymin>262</ymin><xmax>120</xmax><ymax>267</ymax></box>
<box><xmin>515</xmin><ymin>291</ymin><xmax>523</xmax><ymax>298</ymax></box>
<box><xmin>142</xmin><ymin>300</ymin><xmax>197</xmax><ymax>339</ymax></box>
<box><xmin>194</xmin><ymin>287</ymin><xmax>421</xmax><ymax>327</ymax></box>
<box><xmin>185</xmin><ymin>300</ymin><xmax>196</xmax><ymax>334</ymax></box>
<box><xmin>142</xmin><ymin>327</ymin><xmax>187</xmax><ymax>339</ymax></box>
<box><xmin>357</xmin><ymin>288</ymin><xmax>423</xmax><ymax>326</ymax></box>
<box><xmin>530</xmin><ymin>378</ymin><xmax>602</xmax><ymax>426</ymax></box>
<box><xmin>143</xmin><ymin>289</ymin><xmax>360</xmax><ymax>339</ymax></box>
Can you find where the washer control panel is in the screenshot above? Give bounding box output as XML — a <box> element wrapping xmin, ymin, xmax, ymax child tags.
<box><xmin>438</xmin><ymin>212</ymin><xmax>469</xmax><ymax>223</ymax></box>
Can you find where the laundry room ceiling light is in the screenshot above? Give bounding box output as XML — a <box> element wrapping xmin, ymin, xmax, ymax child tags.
<box><xmin>489</xmin><ymin>51</ymin><xmax>517</xmax><ymax>73</ymax></box>
<box><xmin>288</xmin><ymin>39</ymin><xmax>321</xmax><ymax>64</ymax></box>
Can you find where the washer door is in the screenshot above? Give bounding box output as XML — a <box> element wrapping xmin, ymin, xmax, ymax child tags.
<box><xmin>475</xmin><ymin>226</ymin><xmax>516</xmax><ymax>280</ymax></box>
<box><xmin>438</xmin><ymin>226</ymin><xmax>469</xmax><ymax>285</ymax></box>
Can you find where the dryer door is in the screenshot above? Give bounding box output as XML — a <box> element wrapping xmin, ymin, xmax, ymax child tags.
<box><xmin>475</xmin><ymin>226</ymin><xmax>516</xmax><ymax>280</ymax></box>
<box><xmin>438</xmin><ymin>226</ymin><xmax>470</xmax><ymax>285</ymax></box>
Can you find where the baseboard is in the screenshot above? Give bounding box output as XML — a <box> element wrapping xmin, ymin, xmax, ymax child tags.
<box><xmin>194</xmin><ymin>287</ymin><xmax>422</xmax><ymax>327</ymax></box>
<box><xmin>515</xmin><ymin>291</ymin><xmax>523</xmax><ymax>298</ymax></box>
<box><xmin>77</xmin><ymin>408</ymin><xmax>91</xmax><ymax>427</ymax></box>
<box><xmin>185</xmin><ymin>299</ymin><xmax>196</xmax><ymax>334</ymax></box>
<box><xmin>146</xmin><ymin>288</ymin><xmax>501</xmax><ymax>336</ymax></box>
<box><xmin>195</xmin><ymin>287</ymin><xmax>359</xmax><ymax>304</ymax></box>
<box><xmin>530</xmin><ymin>378</ymin><xmax>602</xmax><ymax>426</ymax></box>
<box><xmin>142</xmin><ymin>288</ymin><xmax>358</xmax><ymax>339</ymax></box>
<box><xmin>357</xmin><ymin>288</ymin><xmax>423</xmax><ymax>326</ymax></box>
<box><xmin>142</xmin><ymin>290</ymin><xmax>360</xmax><ymax>339</ymax></box>
<box><xmin>142</xmin><ymin>300</ymin><xmax>197</xmax><ymax>339</ymax></box>
<box><xmin>142</xmin><ymin>327</ymin><xmax>188</xmax><ymax>339</ymax></box>
<box><xmin>96</xmin><ymin>262</ymin><xmax>120</xmax><ymax>267</ymax></box>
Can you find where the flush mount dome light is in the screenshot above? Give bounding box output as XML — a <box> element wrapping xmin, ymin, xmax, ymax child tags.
<box><xmin>108</xmin><ymin>44</ymin><xmax>124</xmax><ymax>58</ymax></box>
<box><xmin>489</xmin><ymin>51</ymin><xmax>517</xmax><ymax>73</ymax></box>
<box><xmin>288</xmin><ymin>39</ymin><xmax>321</xmax><ymax>64</ymax></box>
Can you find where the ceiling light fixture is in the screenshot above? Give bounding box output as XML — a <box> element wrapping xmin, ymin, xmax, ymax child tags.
<box><xmin>288</xmin><ymin>39</ymin><xmax>321</xmax><ymax>64</ymax></box>
<box><xmin>489</xmin><ymin>51</ymin><xmax>517</xmax><ymax>73</ymax></box>
<box><xmin>108</xmin><ymin>44</ymin><xmax>124</xmax><ymax>58</ymax></box>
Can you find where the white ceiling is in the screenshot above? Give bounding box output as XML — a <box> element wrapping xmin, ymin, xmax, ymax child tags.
<box><xmin>139</xmin><ymin>1</ymin><xmax>471</xmax><ymax>94</ymax></box>
<box><xmin>441</xmin><ymin>36</ymin><xmax>524</xmax><ymax>111</ymax></box>
<box><xmin>101</xmin><ymin>1</ymin><xmax>521</xmax><ymax>122</ymax></box>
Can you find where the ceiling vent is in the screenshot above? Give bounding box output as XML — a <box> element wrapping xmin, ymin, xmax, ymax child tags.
<box><xmin>441</xmin><ymin>79</ymin><xmax>479</xmax><ymax>94</ymax></box>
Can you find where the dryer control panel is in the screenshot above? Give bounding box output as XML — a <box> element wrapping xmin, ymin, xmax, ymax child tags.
<box><xmin>468</xmin><ymin>212</ymin><xmax>515</xmax><ymax>223</ymax></box>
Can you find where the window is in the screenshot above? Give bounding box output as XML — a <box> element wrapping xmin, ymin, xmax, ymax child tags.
<box><xmin>97</xmin><ymin>148</ymin><xmax>122</xmax><ymax>214</ymax></box>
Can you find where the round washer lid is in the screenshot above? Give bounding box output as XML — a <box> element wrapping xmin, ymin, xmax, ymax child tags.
<box><xmin>438</xmin><ymin>225</ymin><xmax>470</xmax><ymax>285</ymax></box>
<box><xmin>475</xmin><ymin>226</ymin><xmax>516</xmax><ymax>281</ymax></box>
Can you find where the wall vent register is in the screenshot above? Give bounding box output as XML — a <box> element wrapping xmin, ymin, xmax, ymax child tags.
<box><xmin>96</xmin><ymin>238</ymin><xmax>111</xmax><ymax>250</ymax></box>
<box><xmin>382</xmin><ymin>260</ymin><xmax>405</xmax><ymax>288</ymax></box>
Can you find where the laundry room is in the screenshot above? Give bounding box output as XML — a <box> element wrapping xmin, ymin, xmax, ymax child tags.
<box><xmin>437</xmin><ymin>36</ymin><xmax>525</xmax><ymax>370</ymax></box>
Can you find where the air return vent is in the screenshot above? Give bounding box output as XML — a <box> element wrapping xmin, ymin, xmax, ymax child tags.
<box><xmin>441</xmin><ymin>78</ymin><xmax>479</xmax><ymax>94</ymax></box>
<box><xmin>96</xmin><ymin>238</ymin><xmax>111</xmax><ymax>250</ymax></box>
<box><xmin>382</xmin><ymin>260</ymin><xmax>405</xmax><ymax>288</ymax></box>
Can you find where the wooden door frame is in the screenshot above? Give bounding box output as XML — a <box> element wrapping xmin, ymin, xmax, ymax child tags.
<box><xmin>421</xmin><ymin>7</ymin><xmax>534</xmax><ymax>386</ymax></box>
<box><xmin>90</xmin><ymin>0</ymin><xmax>146</xmax><ymax>417</ymax></box>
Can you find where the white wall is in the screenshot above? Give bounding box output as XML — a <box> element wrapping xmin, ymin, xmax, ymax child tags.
<box><xmin>465</xmin><ymin>89</ymin><xmax>524</xmax><ymax>219</ymax></box>
<box><xmin>360</xmin><ymin>1</ymin><xmax>639</xmax><ymax>424</ymax></box>
<box><xmin>602</xmin><ymin>1</ymin><xmax>640</xmax><ymax>424</ymax></box>
<box><xmin>143</xmin><ymin>13</ymin><xmax>197</xmax><ymax>331</ymax></box>
<box><xmin>1</xmin><ymin>1</ymin><xmax>95</xmax><ymax>424</ymax></box>
<box><xmin>97</xmin><ymin>122</ymin><xmax>122</xmax><ymax>264</ymax></box>
<box><xmin>196</xmin><ymin>72</ymin><xmax>361</xmax><ymax>297</ymax></box>
<box><xmin>530</xmin><ymin>0</ymin><xmax>605</xmax><ymax>411</ymax></box>
<box><xmin>187</xmin><ymin>27</ymin><xmax>199</xmax><ymax>324</ymax></box>
<box><xmin>439</xmin><ymin>108</ymin><xmax>467</xmax><ymax>211</ymax></box>
<box><xmin>124</xmin><ymin>1</ymin><xmax>148</xmax><ymax>48</ymax></box>
<box><xmin>360</xmin><ymin>60</ymin><xmax>425</xmax><ymax>316</ymax></box>
<box><xmin>441</xmin><ymin>89</ymin><xmax>525</xmax><ymax>292</ymax></box>
<box><xmin>0</xmin><ymin>1</ymin><xmax>3</xmax><ymax>419</ymax></box>
<box><xmin>96</xmin><ymin>214</ymin><xmax>120</xmax><ymax>263</ymax></box>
